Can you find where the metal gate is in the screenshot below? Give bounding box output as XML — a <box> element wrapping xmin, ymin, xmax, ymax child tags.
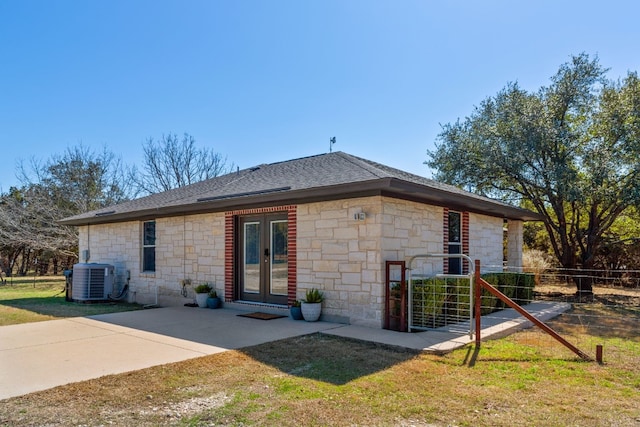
<box><xmin>407</xmin><ymin>253</ymin><xmax>475</xmax><ymax>337</ymax></box>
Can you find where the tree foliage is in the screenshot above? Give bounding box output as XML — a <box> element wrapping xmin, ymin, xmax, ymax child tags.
<box><xmin>132</xmin><ymin>133</ymin><xmax>233</xmax><ymax>195</ymax></box>
<box><xmin>0</xmin><ymin>146</ymin><xmax>133</xmax><ymax>275</ymax></box>
<box><xmin>427</xmin><ymin>54</ymin><xmax>640</xmax><ymax>293</ymax></box>
<box><xmin>0</xmin><ymin>137</ymin><xmax>232</xmax><ymax>276</ymax></box>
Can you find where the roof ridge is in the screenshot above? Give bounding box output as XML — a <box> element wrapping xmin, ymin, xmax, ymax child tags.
<box><xmin>333</xmin><ymin>152</ymin><xmax>392</xmax><ymax>179</ymax></box>
<box><xmin>264</xmin><ymin>152</ymin><xmax>330</xmax><ymax>168</ymax></box>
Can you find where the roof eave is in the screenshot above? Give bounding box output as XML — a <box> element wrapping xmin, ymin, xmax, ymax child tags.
<box><xmin>385</xmin><ymin>179</ymin><xmax>543</xmax><ymax>221</ymax></box>
<box><xmin>59</xmin><ymin>177</ymin><xmax>541</xmax><ymax>226</ymax></box>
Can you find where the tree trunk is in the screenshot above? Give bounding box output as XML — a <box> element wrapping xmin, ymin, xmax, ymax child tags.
<box><xmin>571</xmin><ymin>274</ymin><xmax>594</xmax><ymax>300</ymax></box>
<box><xmin>575</xmin><ymin>252</ymin><xmax>596</xmax><ymax>299</ymax></box>
<box><xmin>559</xmin><ymin>246</ymin><xmax>595</xmax><ymax>298</ymax></box>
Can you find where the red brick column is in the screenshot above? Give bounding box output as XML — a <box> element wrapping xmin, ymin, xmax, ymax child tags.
<box><xmin>442</xmin><ymin>208</ymin><xmax>449</xmax><ymax>273</ymax></box>
<box><xmin>287</xmin><ymin>207</ymin><xmax>297</xmax><ymax>306</ymax></box>
<box><xmin>462</xmin><ymin>211</ymin><xmax>470</xmax><ymax>274</ymax></box>
<box><xmin>224</xmin><ymin>205</ymin><xmax>297</xmax><ymax>305</ymax></box>
<box><xmin>224</xmin><ymin>213</ymin><xmax>235</xmax><ymax>302</ymax></box>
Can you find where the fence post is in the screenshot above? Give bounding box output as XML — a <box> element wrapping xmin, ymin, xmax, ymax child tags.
<box><xmin>474</xmin><ymin>259</ymin><xmax>482</xmax><ymax>347</ymax></box>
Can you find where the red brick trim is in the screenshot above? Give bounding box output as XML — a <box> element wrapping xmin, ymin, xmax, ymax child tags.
<box><xmin>226</xmin><ymin>205</ymin><xmax>296</xmax><ymax>216</ymax></box>
<box><xmin>462</xmin><ymin>211</ymin><xmax>470</xmax><ymax>274</ymax></box>
<box><xmin>442</xmin><ymin>208</ymin><xmax>449</xmax><ymax>273</ymax></box>
<box><xmin>287</xmin><ymin>207</ymin><xmax>297</xmax><ymax>305</ymax></box>
<box><xmin>224</xmin><ymin>213</ymin><xmax>235</xmax><ymax>302</ymax></box>
<box><xmin>224</xmin><ymin>205</ymin><xmax>297</xmax><ymax>304</ymax></box>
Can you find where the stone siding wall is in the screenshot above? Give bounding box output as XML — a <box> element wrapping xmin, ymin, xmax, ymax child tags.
<box><xmin>78</xmin><ymin>212</ymin><xmax>226</xmax><ymax>306</ymax></box>
<box><xmin>296</xmin><ymin>196</ymin><xmax>444</xmax><ymax>328</ymax></box>
<box><xmin>381</xmin><ymin>199</ymin><xmax>444</xmax><ymax>278</ymax></box>
<box><xmin>468</xmin><ymin>212</ymin><xmax>505</xmax><ymax>271</ymax></box>
<box><xmin>296</xmin><ymin>197</ymin><xmax>383</xmax><ymax>327</ymax></box>
<box><xmin>506</xmin><ymin>220</ymin><xmax>524</xmax><ymax>270</ymax></box>
<box><xmin>77</xmin><ymin>197</ymin><xmax>518</xmax><ymax>328</ymax></box>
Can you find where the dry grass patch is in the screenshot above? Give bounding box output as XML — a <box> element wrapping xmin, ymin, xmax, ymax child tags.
<box><xmin>2</xmin><ymin>323</ymin><xmax>639</xmax><ymax>427</ymax></box>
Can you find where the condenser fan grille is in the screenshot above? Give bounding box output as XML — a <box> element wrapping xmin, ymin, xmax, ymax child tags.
<box><xmin>71</xmin><ymin>263</ymin><xmax>114</xmax><ymax>301</ymax></box>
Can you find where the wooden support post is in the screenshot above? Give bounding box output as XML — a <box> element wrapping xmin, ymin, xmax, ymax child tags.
<box><xmin>596</xmin><ymin>345</ymin><xmax>603</xmax><ymax>364</ymax></box>
<box><xmin>474</xmin><ymin>259</ymin><xmax>482</xmax><ymax>347</ymax></box>
<box><xmin>479</xmin><ymin>276</ymin><xmax>593</xmax><ymax>361</ymax></box>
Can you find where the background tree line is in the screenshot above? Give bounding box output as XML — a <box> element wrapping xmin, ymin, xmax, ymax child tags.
<box><xmin>0</xmin><ymin>134</ymin><xmax>232</xmax><ymax>277</ymax></box>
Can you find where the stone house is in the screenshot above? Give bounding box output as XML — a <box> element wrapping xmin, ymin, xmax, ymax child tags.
<box><xmin>59</xmin><ymin>152</ymin><xmax>538</xmax><ymax>328</ymax></box>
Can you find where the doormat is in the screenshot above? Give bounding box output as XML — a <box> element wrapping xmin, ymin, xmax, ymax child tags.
<box><xmin>237</xmin><ymin>312</ymin><xmax>286</xmax><ymax>320</ymax></box>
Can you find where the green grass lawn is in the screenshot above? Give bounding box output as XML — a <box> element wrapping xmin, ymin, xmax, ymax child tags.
<box><xmin>0</xmin><ymin>276</ymin><xmax>141</xmax><ymax>325</ymax></box>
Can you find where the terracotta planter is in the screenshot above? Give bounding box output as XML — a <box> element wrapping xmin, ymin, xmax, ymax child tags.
<box><xmin>301</xmin><ymin>302</ymin><xmax>322</xmax><ymax>322</ymax></box>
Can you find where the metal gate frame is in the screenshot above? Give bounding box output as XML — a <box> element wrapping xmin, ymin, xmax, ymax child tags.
<box><xmin>407</xmin><ymin>253</ymin><xmax>475</xmax><ymax>338</ymax></box>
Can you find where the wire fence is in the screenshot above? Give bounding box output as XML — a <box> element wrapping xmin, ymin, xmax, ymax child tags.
<box><xmin>408</xmin><ymin>265</ymin><xmax>639</xmax><ymax>365</ymax></box>
<box><xmin>479</xmin><ymin>265</ymin><xmax>640</xmax><ymax>365</ymax></box>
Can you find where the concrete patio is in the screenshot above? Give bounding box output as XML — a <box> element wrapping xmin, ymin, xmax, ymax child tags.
<box><xmin>0</xmin><ymin>301</ymin><xmax>570</xmax><ymax>400</ymax></box>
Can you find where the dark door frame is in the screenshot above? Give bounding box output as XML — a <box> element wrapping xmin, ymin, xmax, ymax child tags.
<box><xmin>237</xmin><ymin>212</ymin><xmax>289</xmax><ymax>305</ymax></box>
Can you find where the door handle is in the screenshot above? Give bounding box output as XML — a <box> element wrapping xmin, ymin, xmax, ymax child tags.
<box><xmin>264</xmin><ymin>248</ymin><xmax>270</xmax><ymax>257</ymax></box>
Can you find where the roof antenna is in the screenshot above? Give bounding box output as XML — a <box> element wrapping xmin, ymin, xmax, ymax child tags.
<box><xmin>329</xmin><ymin>136</ymin><xmax>336</xmax><ymax>153</ymax></box>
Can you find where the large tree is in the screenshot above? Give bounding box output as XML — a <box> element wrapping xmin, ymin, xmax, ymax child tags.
<box><xmin>0</xmin><ymin>145</ymin><xmax>133</xmax><ymax>274</ymax></box>
<box><xmin>427</xmin><ymin>54</ymin><xmax>640</xmax><ymax>295</ymax></box>
<box><xmin>132</xmin><ymin>133</ymin><xmax>233</xmax><ymax>195</ymax></box>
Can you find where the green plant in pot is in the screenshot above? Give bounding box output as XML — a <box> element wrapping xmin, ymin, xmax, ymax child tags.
<box><xmin>301</xmin><ymin>288</ymin><xmax>324</xmax><ymax>322</ymax></box>
<box><xmin>290</xmin><ymin>300</ymin><xmax>303</xmax><ymax>320</ymax></box>
<box><xmin>194</xmin><ymin>283</ymin><xmax>212</xmax><ymax>308</ymax></box>
<box><xmin>207</xmin><ymin>289</ymin><xmax>221</xmax><ymax>309</ymax></box>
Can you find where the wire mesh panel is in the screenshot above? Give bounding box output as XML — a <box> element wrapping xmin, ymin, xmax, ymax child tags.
<box><xmin>408</xmin><ymin>254</ymin><xmax>474</xmax><ymax>334</ymax></box>
<box><xmin>411</xmin><ymin>276</ymin><xmax>472</xmax><ymax>330</ymax></box>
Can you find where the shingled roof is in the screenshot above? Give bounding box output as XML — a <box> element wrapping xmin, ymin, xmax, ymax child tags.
<box><xmin>59</xmin><ymin>151</ymin><xmax>540</xmax><ymax>226</ymax></box>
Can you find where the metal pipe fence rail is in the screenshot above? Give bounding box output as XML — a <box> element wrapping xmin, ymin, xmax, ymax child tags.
<box><xmin>496</xmin><ymin>265</ymin><xmax>640</xmax><ymax>290</ymax></box>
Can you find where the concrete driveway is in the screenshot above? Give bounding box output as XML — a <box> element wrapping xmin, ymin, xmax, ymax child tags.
<box><xmin>0</xmin><ymin>301</ymin><xmax>570</xmax><ymax>400</ymax></box>
<box><xmin>0</xmin><ymin>306</ymin><xmax>341</xmax><ymax>400</ymax></box>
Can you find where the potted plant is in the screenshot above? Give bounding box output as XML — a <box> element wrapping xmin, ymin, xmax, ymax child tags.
<box><xmin>301</xmin><ymin>288</ymin><xmax>324</xmax><ymax>322</ymax></box>
<box><xmin>290</xmin><ymin>300</ymin><xmax>303</xmax><ymax>320</ymax></box>
<box><xmin>207</xmin><ymin>289</ymin><xmax>221</xmax><ymax>309</ymax></box>
<box><xmin>194</xmin><ymin>283</ymin><xmax>212</xmax><ymax>308</ymax></box>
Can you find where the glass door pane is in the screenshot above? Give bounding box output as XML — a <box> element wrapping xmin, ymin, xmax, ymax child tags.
<box><xmin>243</xmin><ymin>222</ymin><xmax>260</xmax><ymax>294</ymax></box>
<box><xmin>270</xmin><ymin>220</ymin><xmax>288</xmax><ymax>296</ymax></box>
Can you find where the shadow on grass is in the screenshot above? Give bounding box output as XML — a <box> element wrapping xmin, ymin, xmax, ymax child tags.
<box><xmin>240</xmin><ymin>333</ymin><xmax>421</xmax><ymax>385</ymax></box>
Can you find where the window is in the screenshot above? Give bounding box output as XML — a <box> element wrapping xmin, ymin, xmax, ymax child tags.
<box><xmin>448</xmin><ymin>211</ymin><xmax>461</xmax><ymax>274</ymax></box>
<box><xmin>142</xmin><ymin>220</ymin><xmax>156</xmax><ymax>272</ymax></box>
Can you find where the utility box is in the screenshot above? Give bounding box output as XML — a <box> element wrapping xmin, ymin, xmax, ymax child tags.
<box><xmin>63</xmin><ymin>269</ymin><xmax>73</xmax><ymax>302</ymax></box>
<box><xmin>71</xmin><ymin>263</ymin><xmax>115</xmax><ymax>302</ymax></box>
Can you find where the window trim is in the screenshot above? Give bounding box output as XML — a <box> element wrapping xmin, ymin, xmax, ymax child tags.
<box><xmin>142</xmin><ymin>220</ymin><xmax>156</xmax><ymax>273</ymax></box>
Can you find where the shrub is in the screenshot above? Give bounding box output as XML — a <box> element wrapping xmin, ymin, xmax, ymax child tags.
<box><xmin>303</xmin><ymin>288</ymin><xmax>324</xmax><ymax>303</ymax></box>
<box><xmin>194</xmin><ymin>283</ymin><xmax>212</xmax><ymax>294</ymax></box>
<box><xmin>410</xmin><ymin>272</ymin><xmax>536</xmax><ymax>329</ymax></box>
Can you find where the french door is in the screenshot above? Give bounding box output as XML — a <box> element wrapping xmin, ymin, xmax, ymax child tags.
<box><xmin>239</xmin><ymin>213</ymin><xmax>288</xmax><ymax>305</ymax></box>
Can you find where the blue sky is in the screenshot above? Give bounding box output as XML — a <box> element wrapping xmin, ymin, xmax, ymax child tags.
<box><xmin>1</xmin><ymin>0</ymin><xmax>639</xmax><ymax>192</ymax></box>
